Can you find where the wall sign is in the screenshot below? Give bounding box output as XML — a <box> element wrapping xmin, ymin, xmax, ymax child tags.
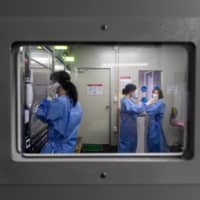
<box><xmin>119</xmin><ymin>76</ymin><xmax>132</xmax><ymax>91</ymax></box>
<box><xmin>87</xmin><ymin>84</ymin><xmax>103</xmax><ymax>96</ymax></box>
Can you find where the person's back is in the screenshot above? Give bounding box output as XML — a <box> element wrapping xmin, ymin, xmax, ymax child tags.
<box><xmin>37</xmin><ymin>95</ymin><xmax>83</xmax><ymax>153</ymax></box>
<box><xmin>64</xmin><ymin>99</ymin><xmax>83</xmax><ymax>153</ymax></box>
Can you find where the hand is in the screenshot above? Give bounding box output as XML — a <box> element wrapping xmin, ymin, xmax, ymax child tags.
<box><xmin>32</xmin><ymin>104</ymin><xmax>39</xmax><ymax>113</ymax></box>
<box><xmin>48</xmin><ymin>82</ymin><xmax>60</xmax><ymax>99</ymax></box>
<box><xmin>146</xmin><ymin>98</ymin><xmax>156</xmax><ymax>106</ymax></box>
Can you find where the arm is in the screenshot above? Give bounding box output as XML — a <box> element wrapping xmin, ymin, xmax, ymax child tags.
<box><xmin>47</xmin><ymin>99</ymin><xmax>68</xmax><ymax>136</ymax></box>
<box><xmin>145</xmin><ymin>101</ymin><xmax>165</xmax><ymax>116</ymax></box>
<box><xmin>35</xmin><ymin>99</ymin><xmax>50</xmax><ymax>123</ymax></box>
<box><xmin>36</xmin><ymin>98</ymin><xmax>65</xmax><ymax>124</ymax></box>
<box><xmin>124</xmin><ymin>99</ymin><xmax>145</xmax><ymax>114</ymax></box>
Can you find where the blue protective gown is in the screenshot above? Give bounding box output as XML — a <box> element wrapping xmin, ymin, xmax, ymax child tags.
<box><xmin>36</xmin><ymin>95</ymin><xmax>83</xmax><ymax>153</ymax></box>
<box><xmin>118</xmin><ymin>97</ymin><xmax>145</xmax><ymax>153</ymax></box>
<box><xmin>145</xmin><ymin>99</ymin><xmax>169</xmax><ymax>152</ymax></box>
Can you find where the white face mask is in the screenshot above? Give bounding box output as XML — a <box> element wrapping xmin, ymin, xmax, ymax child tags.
<box><xmin>131</xmin><ymin>90</ymin><xmax>138</xmax><ymax>99</ymax></box>
<box><xmin>49</xmin><ymin>80</ymin><xmax>55</xmax><ymax>85</ymax></box>
<box><xmin>152</xmin><ymin>93</ymin><xmax>159</xmax><ymax>99</ymax></box>
<box><xmin>132</xmin><ymin>93</ymin><xmax>137</xmax><ymax>99</ymax></box>
<box><xmin>53</xmin><ymin>82</ymin><xmax>60</xmax><ymax>88</ymax></box>
<box><xmin>48</xmin><ymin>82</ymin><xmax>60</xmax><ymax>97</ymax></box>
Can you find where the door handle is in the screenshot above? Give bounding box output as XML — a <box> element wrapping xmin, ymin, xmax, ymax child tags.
<box><xmin>105</xmin><ymin>105</ymin><xmax>110</xmax><ymax>109</ymax></box>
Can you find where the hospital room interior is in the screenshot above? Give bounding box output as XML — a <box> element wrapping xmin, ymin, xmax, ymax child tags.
<box><xmin>16</xmin><ymin>44</ymin><xmax>188</xmax><ymax>154</ymax></box>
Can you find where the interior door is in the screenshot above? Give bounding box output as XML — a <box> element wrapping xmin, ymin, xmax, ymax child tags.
<box><xmin>76</xmin><ymin>68</ymin><xmax>110</xmax><ymax>144</ymax></box>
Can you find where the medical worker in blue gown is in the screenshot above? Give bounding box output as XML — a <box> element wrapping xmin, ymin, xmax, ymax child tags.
<box><xmin>36</xmin><ymin>71</ymin><xmax>83</xmax><ymax>153</ymax></box>
<box><xmin>118</xmin><ymin>84</ymin><xmax>145</xmax><ymax>153</ymax></box>
<box><xmin>145</xmin><ymin>88</ymin><xmax>169</xmax><ymax>153</ymax></box>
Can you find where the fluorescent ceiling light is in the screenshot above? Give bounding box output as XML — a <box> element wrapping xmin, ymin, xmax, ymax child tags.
<box><xmin>54</xmin><ymin>46</ymin><xmax>68</xmax><ymax>50</ymax></box>
<box><xmin>62</xmin><ymin>56</ymin><xmax>75</xmax><ymax>62</ymax></box>
<box><xmin>37</xmin><ymin>46</ymin><xmax>42</xmax><ymax>49</ymax></box>
<box><xmin>19</xmin><ymin>46</ymin><xmax>23</xmax><ymax>52</ymax></box>
<box><xmin>55</xmin><ymin>64</ymin><xmax>65</xmax><ymax>71</ymax></box>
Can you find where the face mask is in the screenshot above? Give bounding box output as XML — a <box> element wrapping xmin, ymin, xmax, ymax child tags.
<box><xmin>52</xmin><ymin>82</ymin><xmax>60</xmax><ymax>91</ymax></box>
<box><xmin>152</xmin><ymin>93</ymin><xmax>158</xmax><ymax>99</ymax></box>
<box><xmin>48</xmin><ymin>82</ymin><xmax>60</xmax><ymax>97</ymax></box>
<box><xmin>49</xmin><ymin>80</ymin><xmax>55</xmax><ymax>85</ymax></box>
<box><xmin>132</xmin><ymin>93</ymin><xmax>137</xmax><ymax>99</ymax></box>
<box><xmin>131</xmin><ymin>90</ymin><xmax>138</xmax><ymax>99</ymax></box>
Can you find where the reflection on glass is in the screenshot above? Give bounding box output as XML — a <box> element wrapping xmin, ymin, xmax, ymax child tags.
<box><xmin>16</xmin><ymin>44</ymin><xmax>190</xmax><ymax>155</ymax></box>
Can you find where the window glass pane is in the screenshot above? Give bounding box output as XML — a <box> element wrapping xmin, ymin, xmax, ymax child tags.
<box><xmin>15</xmin><ymin>44</ymin><xmax>193</xmax><ymax>157</ymax></box>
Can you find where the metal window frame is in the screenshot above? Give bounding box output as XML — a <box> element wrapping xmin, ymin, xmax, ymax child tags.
<box><xmin>2</xmin><ymin>17</ymin><xmax>197</xmax><ymax>185</ymax></box>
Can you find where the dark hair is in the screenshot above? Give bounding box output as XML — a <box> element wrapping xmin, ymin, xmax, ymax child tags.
<box><xmin>122</xmin><ymin>84</ymin><xmax>137</xmax><ymax>95</ymax></box>
<box><xmin>50</xmin><ymin>71</ymin><xmax>71</xmax><ymax>82</ymax></box>
<box><xmin>152</xmin><ymin>88</ymin><xmax>164</xmax><ymax>99</ymax></box>
<box><xmin>51</xmin><ymin>71</ymin><xmax>78</xmax><ymax>106</ymax></box>
<box><xmin>59</xmin><ymin>80</ymin><xmax>78</xmax><ymax>106</ymax></box>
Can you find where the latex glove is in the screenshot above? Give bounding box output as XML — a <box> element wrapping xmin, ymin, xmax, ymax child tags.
<box><xmin>47</xmin><ymin>82</ymin><xmax>60</xmax><ymax>99</ymax></box>
<box><xmin>32</xmin><ymin>104</ymin><xmax>39</xmax><ymax>114</ymax></box>
<box><xmin>146</xmin><ymin>98</ymin><xmax>155</xmax><ymax>106</ymax></box>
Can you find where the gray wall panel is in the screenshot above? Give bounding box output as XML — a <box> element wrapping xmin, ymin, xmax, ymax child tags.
<box><xmin>0</xmin><ymin>185</ymin><xmax>200</xmax><ymax>200</ymax></box>
<box><xmin>0</xmin><ymin>0</ymin><xmax>199</xmax><ymax>196</ymax></box>
<box><xmin>1</xmin><ymin>0</ymin><xmax>200</xmax><ymax>17</ymax></box>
